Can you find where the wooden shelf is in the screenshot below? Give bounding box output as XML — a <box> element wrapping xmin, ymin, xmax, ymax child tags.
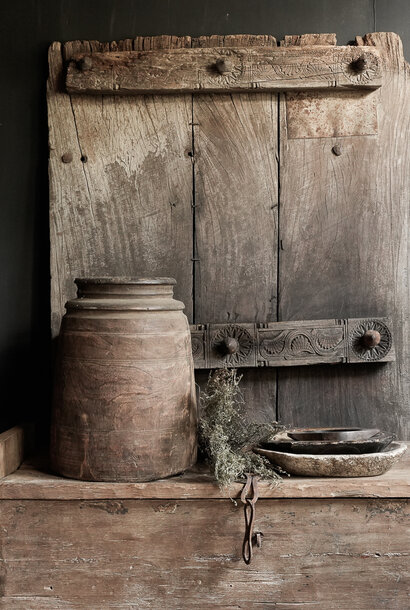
<box><xmin>0</xmin><ymin>445</ymin><xmax>408</xmax><ymax>500</ymax></box>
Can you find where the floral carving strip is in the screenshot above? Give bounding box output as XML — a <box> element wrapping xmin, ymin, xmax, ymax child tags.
<box><xmin>190</xmin><ymin>318</ymin><xmax>394</xmax><ymax>369</ymax></box>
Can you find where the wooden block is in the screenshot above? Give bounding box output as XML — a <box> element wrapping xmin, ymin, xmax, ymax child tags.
<box><xmin>0</xmin><ymin>426</ymin><xmax>24</xmax><ymax>479</ymax></box>
<box><xmin>66</xmin><ymin>46</ymin><xmax>382</xmax><ymax>95</ymax></box>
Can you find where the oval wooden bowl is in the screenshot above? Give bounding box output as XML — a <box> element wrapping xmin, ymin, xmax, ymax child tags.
<box><xmin>287</xmin><ymin>427</ymin><xmax>380</xmax><ymax>441</ymax></box>
<box><xmin>254</xmin><ymin>442</ymin><xmax>407</xmax><ymax>477</ymax></box>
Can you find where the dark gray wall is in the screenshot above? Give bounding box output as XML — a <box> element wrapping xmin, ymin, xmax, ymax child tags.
<box><xmin>0</xmin><ymin>0</ymin><xmax>409</xmax><ymax>435</ymax></box>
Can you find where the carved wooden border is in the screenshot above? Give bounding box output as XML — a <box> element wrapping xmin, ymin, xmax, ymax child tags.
<box><xmin>190</xmin><ymin>318</ymin><xmax>394</xmax><ymax>368</ymax></box>
<box><xmin>66</xmin><ymin>46</ymin><xmax>382</xmax><ymax>95</ymax></box>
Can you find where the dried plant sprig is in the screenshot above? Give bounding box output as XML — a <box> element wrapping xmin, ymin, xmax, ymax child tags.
<box><xmin>199</xmin><ymin>368</ymin><xmax>284</xmax><ymax>488</ymax></box>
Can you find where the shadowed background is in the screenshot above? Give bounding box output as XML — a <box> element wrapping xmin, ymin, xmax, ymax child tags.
<box><xmin>0</xmin><ymin>0</ymin><xmax>409</xmax><ymax>436</ymax></box>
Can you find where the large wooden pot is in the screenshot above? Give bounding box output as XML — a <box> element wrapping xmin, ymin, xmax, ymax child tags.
<box><xmin>50</xmin><ymin>278</ymin><xmax>197</xmax><ymax>482</ymax></box>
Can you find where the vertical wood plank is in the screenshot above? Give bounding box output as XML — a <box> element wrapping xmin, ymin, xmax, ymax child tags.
<box><xmin>49</xmin><ymin>37</ymin><xmax>193</xmax><ymax>337</ymax></box>
<box><xmin>192</xmin><ymin>35</ymin><xmax>278</xmax><ymax>422</ymax></box>
<box><xmin>278</xmin><ymin>33</ymin><xmax>410</xmax><ymax>438</ymax></box>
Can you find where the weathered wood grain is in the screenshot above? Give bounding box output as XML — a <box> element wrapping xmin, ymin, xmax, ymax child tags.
<box><xmin>0</xmin><ymin>445</ymin><xmax>409</xmax><ymax>500</ymax></box>
<box><xmin>50</xmin><ymin>32</ymin><xmax>410</xmax><ymax>439</ymax></box>
<box><xmin>277</xmin><ymin>33</ymin><xmax>410</xmax><ymax>438</ymax></box>
<box><xmin>49</xmin><ymin>37</ymin><xmax>193</xmax><ymax>337</ymax></box>
<box><xmin>281</xmin><ymin>33</ymin><xmax>338</xmax><ymax>46</ymax></box>
<box><xmin>282</xmin><ymin>32</ymin><xmax>379</xmax><ymax>140</ymax></box>
<box><xmin>0</xmin><ymin>497</ymin><xmax>408</xmax><ymax>608</ymax></box>
<box><xmin>285</xmin><ymin>89</ymin><xmax>379</xmax><ymax>138</ymax></box>
<box><xmin>0</xmin><ymin>427</ymin><xmax>24</xmax><ymax>479</ymax></box>
<box><xmin>66</xmin><ymin>45</ymin><xmax>383</xmax><ymax>95</ymax></box>
<box><xmin>192</xmin><ymin>35</ymin><xmax>278</xmax><ymax>423</ymax></box>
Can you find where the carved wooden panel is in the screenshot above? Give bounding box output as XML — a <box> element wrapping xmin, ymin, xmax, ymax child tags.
<box><xmin>66</xmin><ymin>46</ymin><xmax>382</xmax><ymax>95</ymax></box>
<box><xmin>190</xmin><ymin>318</ymin><xmax>394</xmax><ymax>369</ymax></box>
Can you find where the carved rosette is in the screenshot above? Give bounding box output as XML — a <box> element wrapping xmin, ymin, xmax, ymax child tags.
<box><xmin>206</xmin><ymin>50</ymin><xmax>244</xmax><ymax>86</ymax></box>
<box><xmin>211</xmin><ymin>324</ymin><xmax>254</xmax><ymax>366</ymax></box>
<box><xmin>349</xmin><ymin>319</ymin><xmax>392</xmax><ymax>361</ymax></box>
<box><xmin>345</xmin><ymin>54</ymin><xmax>380</xmax><ymax>84</ymax></box>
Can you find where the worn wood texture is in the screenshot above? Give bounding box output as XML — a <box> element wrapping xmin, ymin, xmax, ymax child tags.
<box><xmin>285</xmin><ymin>89</ymin><xmax>379</xmax><ymax>138</ymax></box>
<box><xmin>50</xmin><ymin>279</ymin><xmax>197</xmax><ymax>482</ymax></box>
<box><xmin>192</xmin><ymin>35</ymin><xmax>278</xmax><ymax>423</ymax></box>
<box><xmin>0</xmin><ymin>445</ymin><xmax>409</xmax><ymax>500</ymax></box>
<box><xmin>66</xmin><ymin>45</ymin><xmax>383</xmax><ymax>95</ymax></box>
<box><xmin>278</xmin><ymin>33</ymin><xmax>410</xmax><ymax>438</ymax></box>
<box><xmin>50</xmin><ymin>32</ymin><xmax>410</xmax><ymax>438</ymax></box>
<box><xmin>49</xmin><ymin>36</ymin><xmax>193</xmax><ymax>337</ymax></box>
<box><xmin>0</xmin><ymin>427</ymin><xmax>24</xmax><ymax>479</ymax></box>
<box><xmin>0</xmin><ymin>496</ymin><xmax>408</xmax><ymax>609</ymax></box>
<box><xmin>281</xmin><ymin>33</ymin><xmax>338</xmax><ymax>46</ymax></box>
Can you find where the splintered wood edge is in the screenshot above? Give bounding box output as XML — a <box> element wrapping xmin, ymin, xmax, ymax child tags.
<box><xmin>0</xmin><ymin>445</ymin><xmax>408</xmax><ymax>500</ymax></box>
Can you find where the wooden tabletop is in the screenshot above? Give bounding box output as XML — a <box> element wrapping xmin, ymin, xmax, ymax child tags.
<box><xmin>0</xmin><ymin>445</ymin><xmax>408</xmax><ymax>501</ymax></box>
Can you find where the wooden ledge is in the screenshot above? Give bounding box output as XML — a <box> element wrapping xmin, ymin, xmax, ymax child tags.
<box><xmin>0</xmin><ymin>445</ymin><xmax>408</xmax><ymax>501</ymax></box>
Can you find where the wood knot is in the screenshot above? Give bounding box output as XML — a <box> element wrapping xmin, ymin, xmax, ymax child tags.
<box><xmin>332</xmin><ymin>145</ymin><xmax>342</xmax><ymax>156</ymax></box>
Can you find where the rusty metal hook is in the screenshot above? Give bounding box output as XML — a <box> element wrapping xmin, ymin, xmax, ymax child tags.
<box><xmin>241</xmin><ymin>474</ymin><xmax>262</xmax><ymax>565</ymax></box>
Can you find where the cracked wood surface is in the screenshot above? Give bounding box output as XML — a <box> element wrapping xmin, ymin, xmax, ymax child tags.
<box><xmin>0</xmin><ymin>444</ymin><xmax>408</xmax><ymax>500</ymax></box>
<box><xmin>0</xmin><ymin>497</ymin><xmax>408</xmax><ymax>608</ymax></box>
<box><xmin>192</xmin><ymin>34</ymin><xmax>278</xmax><ymax>421</ymax></box>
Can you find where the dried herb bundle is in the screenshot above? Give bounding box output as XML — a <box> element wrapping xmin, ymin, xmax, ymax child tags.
<box><xmin>199</xmin><ymin>369</ymin><xmax>283</xmax><ymax>488</ymax></box>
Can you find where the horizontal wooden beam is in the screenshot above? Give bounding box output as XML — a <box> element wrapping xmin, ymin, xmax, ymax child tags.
<box><xmin>190</xmin><ymin>318</ymin><xmax>394</xmax><ymax>368</ymax></box>
<box><xmin>66</xmin><ymin>46</ymin><xmax>382</xmax><ymax>95</ymax></box>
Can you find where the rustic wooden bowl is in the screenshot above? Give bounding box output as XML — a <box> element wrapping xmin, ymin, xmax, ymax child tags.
<box><xmin>259</xmin><ymin>432</ymin><xmax>395</xmax><ymax>455</ymax></box>
<box><xmin>287</xmin><ymin>427</ymin><xmax>380</xmax><ymax>441</ymax></box>
<box><xmin>254</xmin><ymin>442</ymin><xmax>407</xmax><ymax>477</ymax></box>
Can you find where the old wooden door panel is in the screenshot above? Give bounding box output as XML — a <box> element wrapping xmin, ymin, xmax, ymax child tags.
<box><xmin>49</xmin><ymin>33</ymin><xmax>409</xmax><ymax>437</ymax></box>
<box><xmin>49</xmin><ymin>37</ymin><xmax>193</xmax><ymax>337</ymax></box>
<box><xmin>0</xmin><ymin>498</ymin><xmax>408</xmax><ymax>608</ymax></box>
<box><xmin>192</xmin><ymin>35</ymin><xmax>278</xmax><ymax>422</ymax></box>
<box><xmin>277</xmin><ymin>33</ymin><xmax>410</xmax><ymax>438</ymax></box>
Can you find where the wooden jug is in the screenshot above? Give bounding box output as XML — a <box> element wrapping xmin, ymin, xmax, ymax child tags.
<box><xmin>50</xmin><ymin>278</ymin><xmax>197</xmax><ymax>481</ymax></box>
